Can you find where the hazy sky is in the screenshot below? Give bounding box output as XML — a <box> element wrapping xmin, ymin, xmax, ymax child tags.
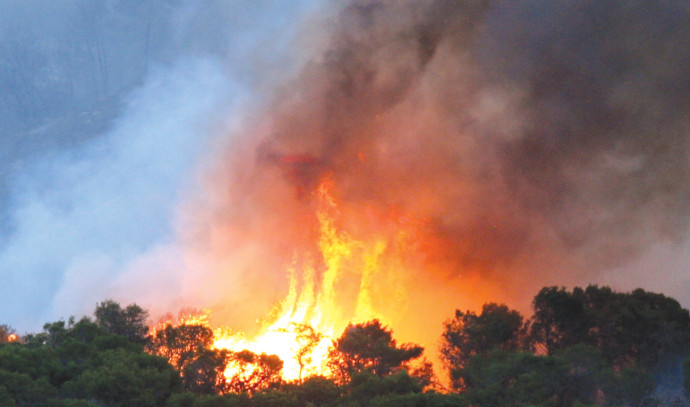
<box><xmin>0</xmin><ymin>0</ymin><xmax>332</xmax><ymax>331</ymax></box>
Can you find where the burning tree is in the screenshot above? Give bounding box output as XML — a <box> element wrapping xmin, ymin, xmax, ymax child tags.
<box><xmin>147</xmin><ymin>322</ymin><xmax>228</xmax><ymax>394</ymax></box>
<box><xmin>224</xmin><ymin>350</ymin><xmax>284</xmax><ymax>394</ymax></box>
<box><xmin>327</xmin><ymin>320</ymin><xmax>424</xmax><ymax>384</ymax></box>
<box><xmin>292</xmin><ymin>323</ymin><xmax>324</xmax><ymax>382</ymax></box>
<box><xmin>0</xmin><ymin>325</ymin><xmax>17</xmax><ymax>343</ymax></box>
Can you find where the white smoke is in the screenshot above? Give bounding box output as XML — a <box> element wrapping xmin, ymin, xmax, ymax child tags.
<box><xmin>0</xmin><ymin>0</ymin><xmax>334</xmax><ymax>332</ymax></box>
<box><xmin>0</xmin><ymin>60</ymin><xmax>238</xmax><ymax>330</ymax></box>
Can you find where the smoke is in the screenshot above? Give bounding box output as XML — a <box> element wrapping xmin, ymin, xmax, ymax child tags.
<box><xmin>187</xmin><ymin>0</ymin><xmax>690</xmax><ymax>330</ymax></box>
<box><xmin>0</xmin><ymin>0</ymin><xmax>330</xmax><ymax>332</ymax></box>
<box><xmin>3</xmin><ymin>0</ymin><xmax>690</xmax><ymax>350</ymax></box>
<box><xmin>0</xmin><ymin>59</ymin><xmax>236</xmax><ymax>330</ymax></box>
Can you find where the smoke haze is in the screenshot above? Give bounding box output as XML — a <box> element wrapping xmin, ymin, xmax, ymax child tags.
<box><xmin>2</xmin><ymin>0</ymin><xmax>690</xmax><ymax>353</ymax></box>
<box><xmin>0</xmin><ymin>0</ymin><xmax>328</xmax><ymax>331</ymax></box>
<box><xmin>186</xmin><ymin>0</ymin><xmax>690</xmax><ymax>329</ymax></box>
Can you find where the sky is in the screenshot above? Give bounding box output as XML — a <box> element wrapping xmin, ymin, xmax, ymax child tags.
<box><xmin>0</xmin><ymin>0</ymin><xmax>333</xmax><ymax>331</ymax></box>
<box><xmin>1</xmin><ymin>0</ymin><xmax>690</xmax><ymax>337</ymax></box>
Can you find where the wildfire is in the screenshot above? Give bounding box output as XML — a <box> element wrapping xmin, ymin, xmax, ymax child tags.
<box><xmin>7</xmin><ymin>333</ymin><xmax>18</xmax><ymax>342</ymax></box>
<box><xmin>205</xmin><ymin>176</ymin><xmax>430</xmax><ymax>381</ymax></box>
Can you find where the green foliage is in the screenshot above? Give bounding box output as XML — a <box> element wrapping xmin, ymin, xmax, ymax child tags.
<box><xmin>368</xmin><ymin>391</ymin><xmax>468</xmax><ymax>407</ymax></box>
<box><xmin>148</xmin><ymin>323</ymin><xmax>215</xmax><ymax>370</ymax></box>
<box><xmin>61</xmin><ymin>348</ymin><xmax>179</xmax><ymax>406</ymax></box>
<box><xmin>148</xmin><ymin>323</ymin><xmax>228</xmax><ymax>394</ymax></box>
<box><xmin>440</xmin><ymin>302</ymin><xmax>524</xmax><ymax>389</ymax></box>
<box><xmin>165</xmin><ymin>392</ymin><xmax>246</xmax><ymax>407</ymax></box>
<box><xmin>0</xmin><ymin>341</ymin><xmax>60</xmax><ymax>380</ymax></box>
<box><xmin>529</xmin><ymin>285</ymin><xmax>690</xmax><ymax>371</ymax></box>
<box><xmin>0</xmin><ymin>369</ymin><xmax>58</xmax><ymax>405</ymax></box>
<box><xmin>2</xmin><ymin>288</ymin><xmax>688</xmax><ymax>406</ymax></box>
<box><xmin>250</xmin><ymin>388</ymin><xmax>300</xmax><ymax>407</ymax></box>
<box><xmin>455</xmin><ymin>349</ymin><xmax>568</xmax><ymax>407</ymax></box>
<box><xmin>287</xmin><ymin>375</ymin><xmax>342</xmax><ymax>406</ymax></box>
<box><xmin>685</xmin><ymin>357</ymin><xmax>690</xmax><ymax>399</ymax></box>
<box><xmin>602</xmin><ymin>366</ymin><xmax>657</xmax><ymax>407</ymax></box>
<box><xmin>95</xmin><ymin>299</ymin><xmax>149</xmax><ymax>344</ymax></box>
<box><xmin>0</xmin><ymin>385</ymin><xmax>17</xmax><ymax>407</ymax></box>
<box><xmin>0</xmin><ymin>302</ymin><xmax>179</xmax><ymax>406</ymax></box>
<box><xmin>553</xmin><ymin>344</ymin><xmax>608</xmax><ymax>405</ymax></box>
<box><xmin>454</xmin><ymin>346</ymin><xmax>659</xmax><ymax>407</ymax></box>
<box><xmin>253</xmin><ymin>375</ymin><xmax>341</xmax><ymax>407</ymax></box>
<box><xmin>344</xmin><ymin>371</ymin><xmax>423</xmax><ymax>405</ymax></box>
<box><xmin>529</xmin><ymin>286</ymin><xmax>591</xmax><ymax>353</ymax></box>
<box><xmin>182</xmin><ymin>347</ymin><xmax>229</xmax><ymax>394</ymax></box>
<box><xmin>328</xmin><ymin>320</ymin><xmax>423</xmax><ymax>384</ymax></box>
<box><xmin>50</xmin><ymin>400</ymin><xmax>101</xmax><ymax>407</ymax></box>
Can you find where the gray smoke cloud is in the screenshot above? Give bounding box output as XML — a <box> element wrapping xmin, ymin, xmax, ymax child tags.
<box><xmin>3</xmin><ymin>0</ymin><xmax>690</xmax><ymax>336</ymax></box>
<box><xmin>192</xmin><ymin>0</ymin><xmax>690</xmax><ymax>319</ymax></box>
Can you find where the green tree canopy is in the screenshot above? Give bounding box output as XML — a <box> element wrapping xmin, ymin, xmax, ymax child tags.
<box><xmin>327</xmin><ymin>320</ymin><xmax>423</xmax><ymax>384</ymax></box>
<box><xmin>528</xmin><ymin>286</ymin><xmax>591</xmax><ymax>354</ymax></box>
<box><xmin>95</xmin><ymin>299</ymin><xmax>149</xmax><ymax>344</ymax></box>
<box><xmin>529</xmin><ymin>285</ymin><xmax>690</xmax><ymax>370</ymax></box>
<box><xmin>440</xmin><ymin>302</ymin><xmax>525</xmax><ymax>386</ymax></box>
<box><xmin>0</xmin><ymin>311</ymin><xmax>179</xmax><ymax>406</ymax></box>
<box><xmin>147</xmin><ymin>323</ymin><xmax>228</xmax><ymax>394</ymax></box>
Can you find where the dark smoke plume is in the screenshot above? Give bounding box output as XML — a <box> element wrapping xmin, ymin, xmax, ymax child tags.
<box><xmin>193</xmin><ymin>0</ymin><xmax>690</xmax><ymax>318</ymax></box>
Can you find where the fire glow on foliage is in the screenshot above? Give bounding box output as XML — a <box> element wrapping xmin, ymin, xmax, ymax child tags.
<box><xmin>216</xmin><ymin>176</ymin><xmax>435</xmax><ymax>381</ymax></box>
<box><xmin>171</xmin><ymin>177</ymin><xmax>434</xmax><ymax>382</ymax></box>
<box><xmin>163</xmin><ymin>0</ymin><xmax>690</xmax><ymax>385</ymax></box>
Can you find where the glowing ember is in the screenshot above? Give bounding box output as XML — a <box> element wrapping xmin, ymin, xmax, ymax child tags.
<box><xmin>149</xmin><ymin>308</ymin><xmax>211</xmax><ymax>336</ymax></box>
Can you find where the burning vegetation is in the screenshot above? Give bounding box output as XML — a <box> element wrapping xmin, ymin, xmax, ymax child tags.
<box><xmin>178</xmin><ymin>0</ymin><xmax>690</xmax><ymax>385</ymax></box>
<box><xmin>3</xmin><ymin>0</ymin><xmax>690</xmax><ymax>405</ymax></box>
<box><xmin>2</xmin><ymin>287</ymin><xmax>690</xmax><ymax>406</ymax></box>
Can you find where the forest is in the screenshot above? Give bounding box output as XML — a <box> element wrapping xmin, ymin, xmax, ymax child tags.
<box><xmin>1</xmin><ymin>285</ymin><xmax>690</xmax><ymax>407</ymax></box>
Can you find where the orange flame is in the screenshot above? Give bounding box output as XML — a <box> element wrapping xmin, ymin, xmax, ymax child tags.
<box><xmin>210</xmin><ymin>176</ymin><xmax>430</xmax><ymax>381</ymax></box>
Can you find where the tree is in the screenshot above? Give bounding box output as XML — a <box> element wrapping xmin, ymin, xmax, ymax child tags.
<box><xmin>553</xmin><ymin>344</ymin><xmax>609</xmax><ymax>406</ymax></box>
<box><xmin>455</xmin><ymin>349</ymin><xmax>573</xmax><ymax>407</ymax></box>
<box><xmin>343</xmin><ymin>370</ymin><xmax>424</xmax><ymax>406</ymax></box>
<box><xmin>225</xmin><ymin>350</ymin><xmax>283</xmax><ymax>394</ymax></box>
<box><xmin>0</xmin><ymin>340</ymin><xmax>60</xmax><ymax>383</ymax></box>
<box><xmin>182</xmin><ymin>347</ymin><xmax>229</xmax><ymax>395</ymax></box>
<box><xmin>148</xmin><ymin>324</ymin><xmax>213</xmax><ymax>370</ymax></box>
<box><xmin>60</xmin><ymin>348</ymin><xmax>179</xmax><ymax>407</ymax></box>
<box><xmin>0</xmin><ymin>325</ymin><xmax>17</xmax><ymax>343</ymax></box>
<box><xmin>285</xmin><ymin>375</ymin><xmax>341</xmax><ymax>406</ymax></box>
<box><xmin>292</xmin><ymin>323</ymin><xmax>323</xmax><ymax>381</ymax></box>
<box><xmin>147</xmin><ymin>323</ymin><xmax>227</xmax><ymax>394</ymax></box>
<box><xmin>440</xmin><ymin>302</ymin><xmax>524</xmax><ymax>387</ymax></box>
<box><xmin>327</xmin><ymin>320</ymin><xmax>423</xmax><ymax>384</ymax></box>
<box><xmin>0</xmin><ymin>306</ymin><xmax>179</xmax><ymax>406</ymax></box>
<box><xmin>528</xmin><ymin>285</ymin><xmax>690</xmax><ymax>371</ymax></box>
<box><xmin>95</xmin><ymin>300</ymin><xmax>149</xmax><ymax>344</ymax></box>
<box><xmin>24</xmin><ymin>320</ymin><xmax>69</xmax><ymax>348</ymax></box>
<box><xmin>683</xmin><ymin>358</ymin><xmax>690</xmax><ymax>399</ymax></box>
<box><xmin>528</xmin><ymin>286</ymin><xmax>591</xmax><ymax>354</ymax></box>
<box><xmin>601</xmin><ymin>366</ymin><xmax>657</xmax><ymax>407</ymax></box>
<box><xmin>0</xmin><ymin>369</ymin><xmax>57</xmax><ymax>406</ymax></box>
<box><xmin>590</xmin><ymin>287</ymin><xmax>690</xmax><ymax>370</ymax></box>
